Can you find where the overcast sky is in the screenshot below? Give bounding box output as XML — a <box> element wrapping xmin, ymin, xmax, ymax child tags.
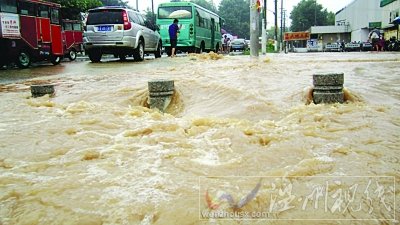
<box><xmin>127</xmin><ymin>0</ymin><xmax>354</xmax><ymax>26</ymax></box>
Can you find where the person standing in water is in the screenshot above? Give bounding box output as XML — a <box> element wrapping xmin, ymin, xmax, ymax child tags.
<box><xmin>169</xmin><ymin>19</ymin><xmax>180</xmax><ymax>57</ymax></box>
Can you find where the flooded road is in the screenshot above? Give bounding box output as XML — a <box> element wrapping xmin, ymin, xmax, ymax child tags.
<box><xmin>0</xmin><ymin>52</ymin><xmax>399</xmax><ymax>224</ymax></box>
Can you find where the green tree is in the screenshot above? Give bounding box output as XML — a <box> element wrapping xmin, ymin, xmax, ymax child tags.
<box><xmin>49</xmin><ymin>0</ymin><xmax>102</xmax><ymax>19</ymax></box>
<box><xmin>290</xmin><ymin>0</ymin><xmax>335</xmax><ymax>32</ymax></box>
<box><xmin>144</xmin><ymin>8</ymin><xmax>156</xmax><ymax>24</ymax></box>
<box><xmin>218</xmin><ymin>0</ymin><xmax>250</xmax><ymax>38</ymax></box>
<box><xmin>190</xmin><ymin>0</ymin><xmax>218</xmax><ymax>13</ymax></box>
<box><xmin>100</xmin><ymin>0</ymin><xmax>128</xmax><ymax>7</ymax></box>
<box><xmin>327</xmin><ymin>11</ymin><xmax>335</xmax><ymax>25</ymax></box>
<box><xmin>49</xmin><ymin>0</ymin><xmax>129</xmax><ymax>20</ymax></box>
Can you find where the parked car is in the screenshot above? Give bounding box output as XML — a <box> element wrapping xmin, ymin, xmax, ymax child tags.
<box><xmin>83</xmin><ymin>6</ymin><xmax>162</xmax><ymax>62</ymax></box>
<box><xmin>230</xmin><ymin>38</ymin><xmax>248</xmax><ymax>52</ymax></box>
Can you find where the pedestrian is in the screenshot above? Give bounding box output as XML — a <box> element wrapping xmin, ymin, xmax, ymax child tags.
<box><xmin>378</xmin><ymin>35</ymin><xmax>385</xmax><ymax>51</ymax></box>
<box><xmin>369</xmin><ymin>28</ymin><xmax>380</xmax><ymax>51</ymax></box>
<box><xmin>222</xmin><ymin>35</ymin><xmax>227</xmax><ymax>53</ymax></box>
<box><xmin>226</xmin><ymin>38</ymin><xmax>231</xmax><ymax>53</ymax></box>
<box><xmin>169</xmin><ymin>18</ymin><xmax>180</xmax><ymax>57</ymax></box>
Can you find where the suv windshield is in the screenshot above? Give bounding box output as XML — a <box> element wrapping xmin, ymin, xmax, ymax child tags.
<box><xmin>87</xmin><ymin>9</ymin><xmax>123</xmax><ymax>25</ymax></box>
<box><xmin>158</xmin><ymin>6</ymin><xmax>192</xmax><ymax>19</ymax></box>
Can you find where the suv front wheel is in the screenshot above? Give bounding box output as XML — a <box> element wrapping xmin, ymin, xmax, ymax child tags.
<box><xmin>133</xmin><ymin>40</ymin><xmax>144</xmax><ymax>61</ymax></box>
<box><xmin>88</xmin><ymin>50</ymin><xmax>102</xmax><ymax>63</ymax></box>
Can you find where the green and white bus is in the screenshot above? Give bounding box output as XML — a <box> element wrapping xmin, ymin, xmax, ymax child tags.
<box><xmin>157</xmin><ymin>1</ymin><xmax>223</xmax><ymax>54</ymax></box>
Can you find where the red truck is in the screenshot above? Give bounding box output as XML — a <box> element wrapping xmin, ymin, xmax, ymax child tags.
<box><xmin>62</xmin><ymin>19</ymin><xmax>83</xmax><ymax>61</ymax></box>
<box><xmin>0</xmin><ymin>0</ymin><xmax>64</xmax><ymax>68</ymax></box>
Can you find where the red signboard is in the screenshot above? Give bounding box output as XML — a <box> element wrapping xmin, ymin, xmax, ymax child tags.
<box><xmin>284</xmin><ymin>32</ymin><xmax>310</xmax><ymax>41</ymax></box>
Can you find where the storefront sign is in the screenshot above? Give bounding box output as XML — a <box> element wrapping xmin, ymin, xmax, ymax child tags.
<box><xmin>369</xmin><ymin>22</ymin><xmax>382</xmax><ymax>28</ymax></box>
<box><xmin>284</xmin><ymin>32</ymin><xmax>310</xmax><ymax>41</ymax></box>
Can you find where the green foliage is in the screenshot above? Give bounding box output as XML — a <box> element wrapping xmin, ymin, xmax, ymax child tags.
<box><xmin>48</xmin><ymin>0</ymin><xmax>128</xmax><ymax>20</ymax></box>
<box><xmin>327</xmin><ymin>11</ymin><xmax>335</xmax><ymax>25</ymax></box>
<box><xmin>49</xmin><ymin>0</ymin><xmax>102</xmax><ymax>20</ymax></box>
<box><xmin>144</xmin><ymin>8</ymin><xmax>156</xmax><ymax>25</ymax></box>
<box><xmin>190</xmin><ymin>0</ymin><xmax>218</xmax><ymax>13</ymax></box>
<box><xmin>290</xmin><ymin>0</ymin><xmax>335</xmax><ymax>32</ymax></box>
<box><xmin>100</xmin><ymin>0</ymin><xmax>128</xmax><ymax>7</ymax></box>
<box><xmin>218</xmin><ymin>0</ymin><xmax>250</xmax><ymax>38</ymax></box>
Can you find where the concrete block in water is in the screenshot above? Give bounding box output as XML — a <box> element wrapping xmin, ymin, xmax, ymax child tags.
<box><xmin>31</xmin><ymin>84</ymin><xmax>55</xmax><ymax>98</ymax></box>
<box><xmin>312</xmin><ymin>73</ymin><xmax>344</xmax><ymax>104</ymax></box>
<box><xmin>313</xmin><ymin>91</ymin><xmax>344</xmax><ymax>104</ymax></box>
<box><xmin>148</xmin><ymin>80</ymin><xmax>174</xmax><ymax>112</ymax></box>
<box><xmin>148</xmin><ymin>80</ymin><xmax>174</xmax><ymax>93</ymax></box>
<box><xmin>313</xmin><ymin>73</ymin><xmax>344</xmax><ymax>86</ymax></box>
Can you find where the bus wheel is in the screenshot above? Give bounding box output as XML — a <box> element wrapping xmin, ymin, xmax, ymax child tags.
<box><xmin>196</xmin><ymin>43</ymin><xmax>205</xmax><ymax>54</ymax></box>
<box><xmin>51</xmin><ymin>55</ymin><xmax>61</xmax><ymax>65</ymax></box>
<box><xmin>133</xmin><ymin>40</ymin><xmax>144</xmax><ymax>61</ymax></box>
<box><xmin>155</xmin><ymin>41</ymin><xmax>162</xmax><ymax>58</ymax></box>
<box><xmin>68</xmin><ymin>50</ymin><xmax>77</xmax><ymax>61</ymax></box>
<box><xmin>216</xmin><ymin>44</ymin><xmax>220</xmax><ymax>53</ymax></box>
<box><xmin>88</xmin><ymin>50</ymin><xmax>102</xmax><ymax>63</ymax></box>
<box><xmin>16</xmin><ymin>51</ymin><xmax>31</xmax><ymax>69</ymax></box>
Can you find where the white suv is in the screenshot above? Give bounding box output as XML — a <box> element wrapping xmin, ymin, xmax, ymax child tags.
<box><xmin>84</xmin><ymin>7</ymin><xmax>162</xmax><ymax>62</ymax></box>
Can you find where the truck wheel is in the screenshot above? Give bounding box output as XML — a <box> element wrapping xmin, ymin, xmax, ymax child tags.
<box><xmin>155</xmin><ymin>41</ymin><xmax>162</xmax><ymax>58</ymax></box>
<box><xmin>133</xmin><ymin>40</ymin><xmax>144</xmax><ymax>61</ymax></box>
<box><xmin>88</xmin><ymin>50</ymin><xmax>102</xmax><ymax>63</ymax></box>
<box><xmin>68</xmin><ymin>49</ymin><xmax>77</xmax><ymax>61</ymax></box>
<box><xmin>51</xmin><ymin>55</ymin><xmax>61</xmax><ymax>65</ymax></box>
<box><xmin>16</xmin><ymin>50</ymin><xmax>31</xmax><ymax>69</ymax></box>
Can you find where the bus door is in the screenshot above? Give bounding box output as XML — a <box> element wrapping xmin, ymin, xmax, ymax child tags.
<box><xmin>49</xmin><ymin>7</ymin><xmax>63</xmax><ymax>55</ymax></box>
<box><xmin>211</xmin><ymin>18</ymin><xmax>215</xmax><ymax>50</ymax></box>
<box><xmin>19</xmin><ymin>1</ymin><xmax>38</xmax><ymax>49</ymax></box>
<box><xmin>72</xmin><ymin>22</ymin><xmax>83</xmax><ymax>48</ymax></box>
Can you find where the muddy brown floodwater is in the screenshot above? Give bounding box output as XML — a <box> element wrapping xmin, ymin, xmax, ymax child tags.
<box><xmin>0</xmin><ymin>53</ymin><xmax>399</xmax><ymax>225</ymax></box>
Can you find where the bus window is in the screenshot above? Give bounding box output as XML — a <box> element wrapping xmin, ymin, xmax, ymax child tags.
<box><xmin>158</xmin><ymin>6</ymin><xmax>192</xmax><ymax>19</ymax></box>
<box><xmin>73</xmin><ymin>23</ymin><xmax>82</xmax><ymax>31</ymax></box>
<box><xmin>38</xmin><ymin>5</ymin><xmax>49</xmax><ymax>18</ymax></box>
<box><xmin>50</xmin><ymin>8</ymin><xmax>60</xmax><ymax>24</ymax></box>
<box><xmin>19</xmin><ymin>1</ymin><xmax>35</xmax><ymax>16</ymax></box>
<box><xmin>63</xmin><ymin>22</ymin><xmax>72</xmax><ymax>31</ymax></box>
<box><xmin>0</xmin><ymin>0</ymin><xmax>17</xmax><ymax>13</ymax></box>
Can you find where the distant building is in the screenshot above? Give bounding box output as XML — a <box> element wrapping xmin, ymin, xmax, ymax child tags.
<box><xmin>380</xmin><ymin>0</ymin><xmax>400</xmax><ymax>39</ymax></box>
<box><xmin>335</xmin><ymin>0</ymin><xmax>383</xmax><ymax>42</ymax></box>
<box><xmin>309</xmin><ymin>0</ymin><xmax>386</xmax><ymax>46</ymax></box>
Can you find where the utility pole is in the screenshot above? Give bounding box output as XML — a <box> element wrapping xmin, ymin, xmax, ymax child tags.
<box><xmin>250</xmin><ymin>0</ymin><xmax>260</xmax><ymax>57</ymax></box>
<box><xmin>274</xmin><ymin>0</ymin><xmax>278</xmax><ymax>52</ymax></box>
<box><xmin>280</xmin><ymin>0</ymin><xmax>283</xmax><ymax>51</ymax></box>
<box><xmin>136</xmin><ymin>0</ymin><xmax>139</xmax><ymax>11</ymax></box>
<box><xmin>151</xmin><ymin>0</ymin><xmax>155</xmax><ymax>22</ymax></box>
<box><xmin>261</xmin><ymin>0</ymin><xmax>267</xmax><ymax>54</ymax></box>
<box><xmin>283</xmin><ymin>10</ymin><xmax>286</xmax><ymax>53</ymax></box>
<box><xmin>314</xmin><ymin>0</ymin><xmax>317</xmax><ymax>26</ymax></box>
